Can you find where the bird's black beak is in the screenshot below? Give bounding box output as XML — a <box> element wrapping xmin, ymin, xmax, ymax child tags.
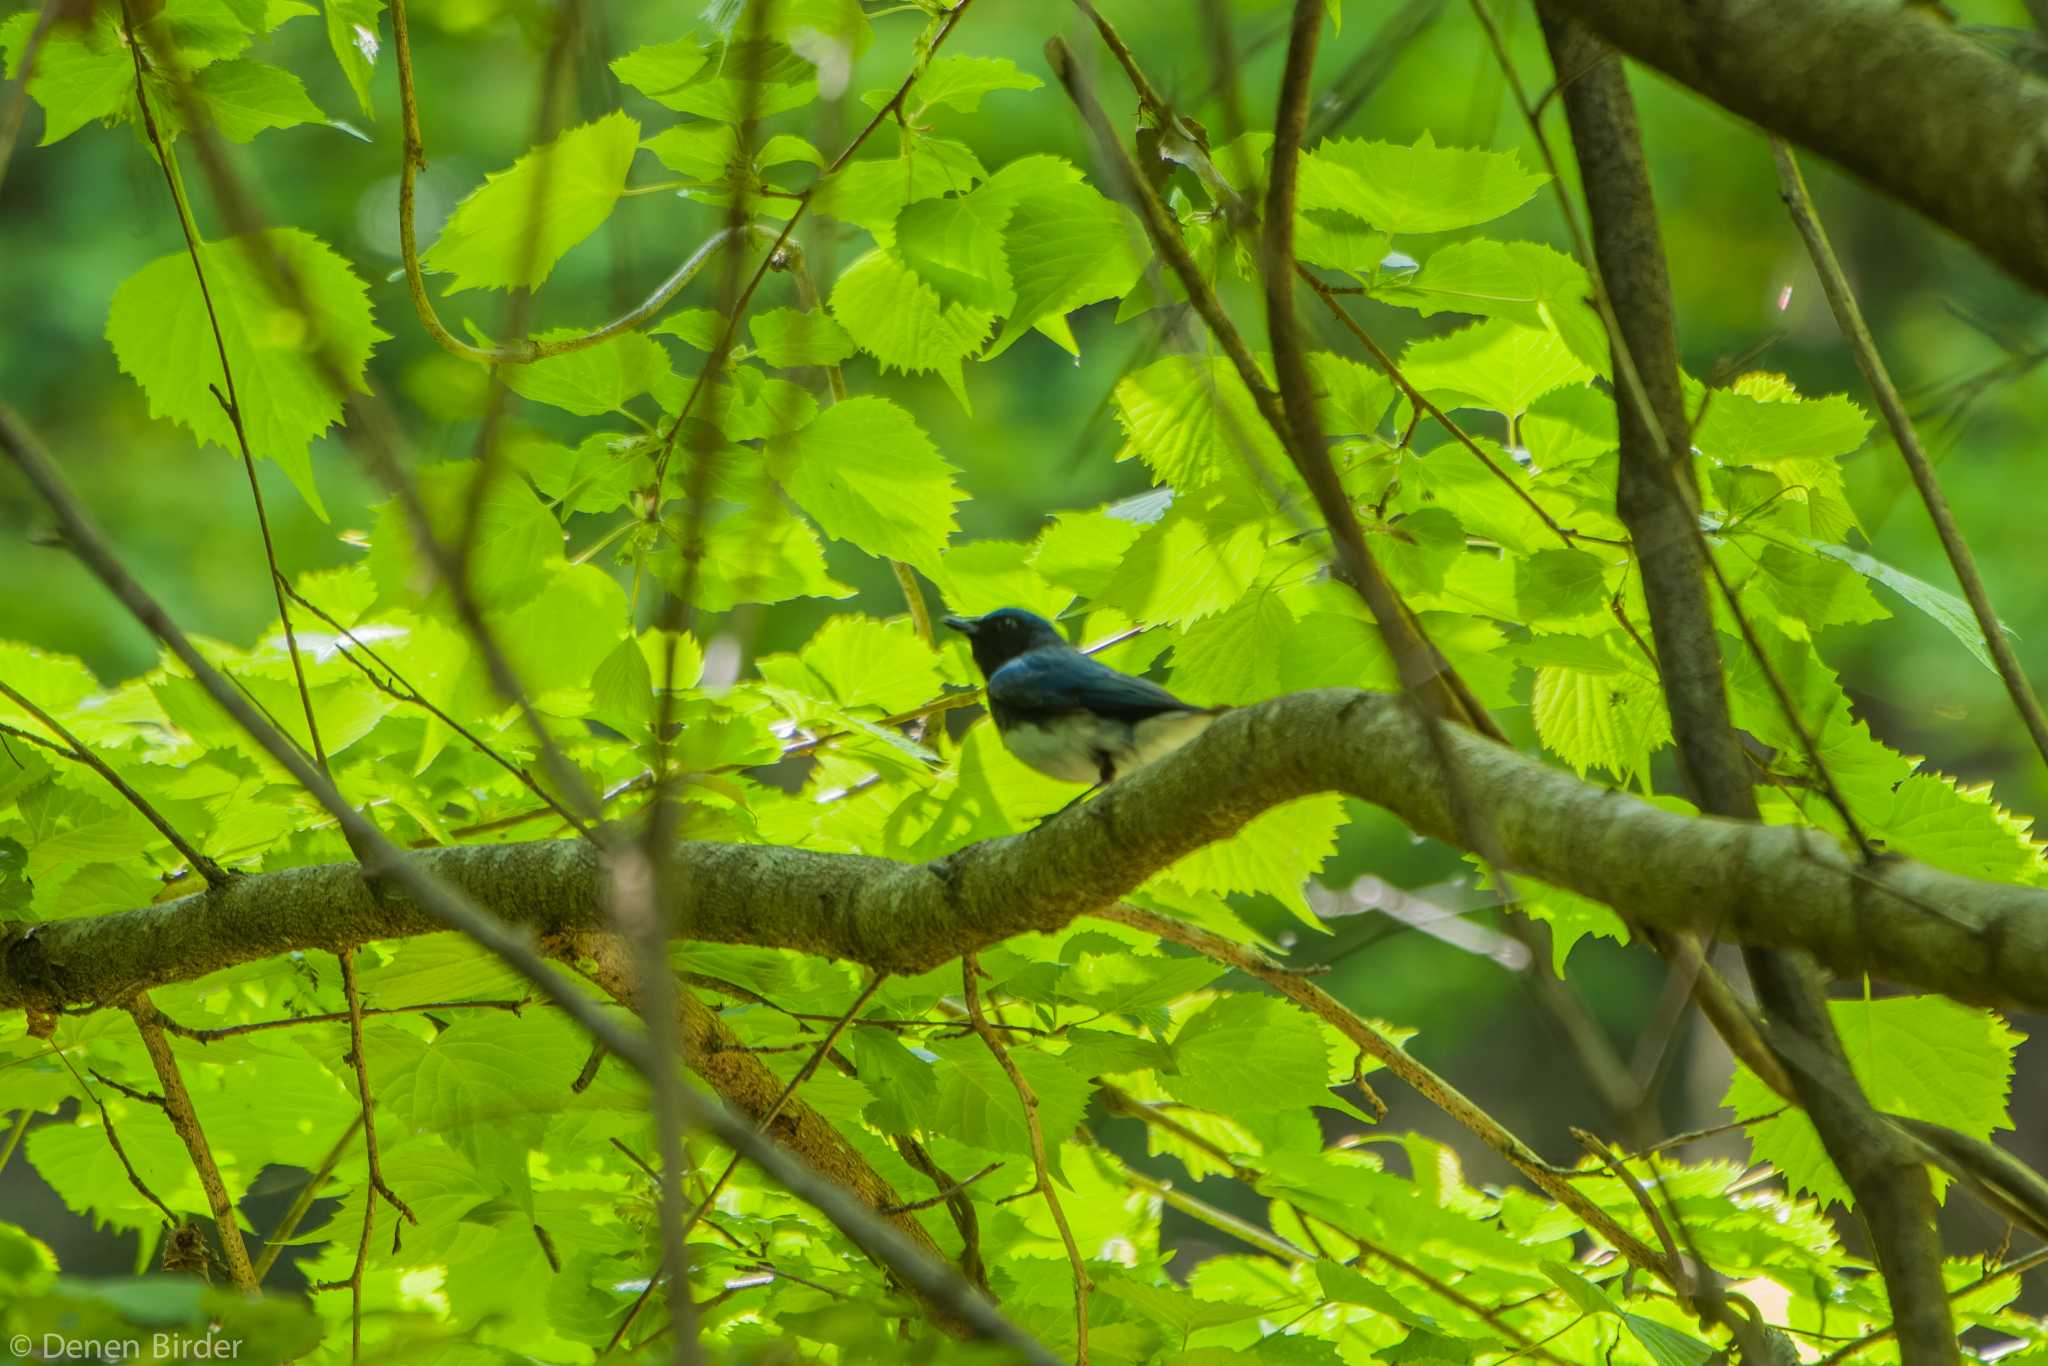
<box><xmin>942</xmin><ymin>614</ymin><xmax>977</xmax><ymax>634</ymax></box>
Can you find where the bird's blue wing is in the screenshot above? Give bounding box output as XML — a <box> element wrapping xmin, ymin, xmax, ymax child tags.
<box><xmin>987</xmin><ymin>650</ymin><xmax>1192</xmax><ymax>724</ymax></box>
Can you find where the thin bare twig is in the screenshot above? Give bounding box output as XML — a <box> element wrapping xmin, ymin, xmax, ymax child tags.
<box><xmin>161</xmin><ymin>996</ymin><xmax>531</xmax><ymax>1043</ymax></box>
<box><xmin>0</xmin><ymin>679</ymin><xmax>231</xmax><ymax>887</ymax></box>
<box><xmin>52</xmin><ymin>1038</ymin><xmax>179</xmax><ymax>1226</ymax></box>
<box><xmin>130</xmin><ymin>994</ymin><xmax>257</xmax><ymax>1291</ymax></box>
<box><xmin>121</xmin><ymin>1</ymin><xmax>327</xmax><ymax>778</ymax></box>
<box><xmin>278</xmin><ymin>582</ymin><xmax>592</xmax><ymax>841</ymax></box>
<box><xmin>963</xmin><ymin>956</ymin><xmax>1089</xmax><ymax>1363</ymax></box>
<box><xmin>251</xmin><ymin>1116</ymin><xmax>363</xmax><ymax>1282</ymax></box>
<box><xmin>1772</xmin><ymin>141</ymin><xmax>2048</xmax><ymax>775</ymax></box>
<box><xmin>877</xmin><ymin>1161</ymin><xmax>1003</xmax><ymax>1215</ymax></box>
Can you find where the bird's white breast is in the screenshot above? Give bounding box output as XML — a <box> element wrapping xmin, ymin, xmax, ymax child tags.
<box><xmin>1001</xmin><ymin>709</ymin><xmax>1218</xmax><ymax>785</ymax></box>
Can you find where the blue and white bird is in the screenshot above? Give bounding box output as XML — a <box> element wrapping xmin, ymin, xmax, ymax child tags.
<box><xmin>943</xmin><ymin>607</ymin><xmax>1223</xmax><ymax>787</ymax></box>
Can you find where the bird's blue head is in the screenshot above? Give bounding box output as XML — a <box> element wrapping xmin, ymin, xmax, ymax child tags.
<box><xmin>943</xmin><ymin>607</ymin><xmax>1067</xmax><ymax>678</ymax></box>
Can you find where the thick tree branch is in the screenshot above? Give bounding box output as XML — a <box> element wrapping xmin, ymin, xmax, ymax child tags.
<box><xmin>1534</xmin><ymin>15</ymin><xmax>1959</xmax><ymax>1361</ymax></box>
<box><xmin>1538</xmin><ymin>0</ymin><xmax>2048</xmax><ymax>299</ymax></box>
<box><xmin>6</xmin><ymin>688</ymin><xmax>2046</xmax><ymax>1016</ymax></box>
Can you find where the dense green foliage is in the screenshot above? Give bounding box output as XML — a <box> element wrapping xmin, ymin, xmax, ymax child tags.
<box><xmin>2</xmin><ymin>1</ymin><xmax>2046</xmax><ymax>1363</ymax></box>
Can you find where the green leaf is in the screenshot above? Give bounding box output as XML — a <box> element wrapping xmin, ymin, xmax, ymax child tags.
<box><xmin>1810</xmin><ymin>541</ymin><xmax>2011</xmax><ymax>674</ymax></box>
<box><xmin>1307</xmin><ymin>350</ymin><xmax>1395</xmax><ymax>437</ymax></box>
<box><xmin>106</xmin><ymin>227</ymin><xmax>385</xmax><ymax>517</ymax></box>
<box><xmin>321</xmin><ymin>0</ymin><xmax>383</xmax><ymax>117</ymax></box>
<box><xmin>757</xmin><ymin>615</ymin><xmax>941</xmax><ymax>715</ymax></box>
<box><xmin>367</xmin><ymin>461</ymin><xmax>562</xmax><ymax>612</ymax></box>
<box><xmin>853</xmin><ymin>1026</ymin><xmax>939</xmax><ymax>1133</ymax></box>
<box><xmin>1693</xmin><ymin>387</ymin><xmax>1871</xmax><ymax>468</ymax></box>
<box><xmin>925</xmin><ymin>1037</ymin><xmax>1093</xmax><ymax>1156</ymax></box>
<box><xmin>830</xmin><ymin>248</ymin><xmax>993</xmax><ymax>410</ymax></box>
<box><xmin>422</xmin><ymin>111</ymin><xmax>639</xmax><ymax>293</ymax></box>
<box><xmin>895</xmin><ymin>191</ymin><xmax>1016</xmax><ymax>312</ymax></box>
<box><xmin>1622</xmin><ymin>1315</ymin><xmax>1719</xmax><ymax>1366</ymax></box>
<box><xmin>1179</xmin><ymin>995</ymin><xmax>1335</xmax><ymax>1122</ymax></box>
<box><xmin>652</xmin><ymin>38</ymin><xmax>815</xmax><ymax>121</ymax></box>
<box><xmin>1724</xmin><ymin>995</ymin><xmax>2023</xmax><ymax>1208</ymax></box>
<box><xmin>925</xmin><ymin>539</ymin><xmax>1072</xmax><ymax>620</ymax></box>
<box><xmin>685</xmin><ymin>499</ymin><xmax>855</xmax><ymax>612</ymax></box>
<box><xmin>1513</xmin><ymin>547</ymin><xmax>1612</xmax><ymax>627</ymax></box>
<box><xmin>1059</xmin><ymin>952</ymin><xmax>1227</xmax><ymax>1015</ymax></box>
<box><xmin>1532</xmin><ymin>658</ymin><xmax>1670</xmax><ymax>782</ymax></box>
<box><xmin>1878</xmin><ymin>772</ymin><xmax>2043</xmax><ymax>883</ymax></box>
<box><xmin>1400</xmin><ymin>319</ymin><xmax>1593</xmax><ymax>417</ymax></box>
<box><xmin>1113</xmin><ymin>354</ymin><xmax>1287</xmax><ymax>489</ymax></box>
<box><xmin>889</xmin><ymin>53</ymin><xmax>1040</xmax><ymax>114</ymax></box>
<box><xmin>1299</xmin><ymin>132</ymin><xmax>1545</xmax><ymax>235</ymax></box>
<box><xmin>985</xmin><ymin>178</ymin><xmax>1146</xmax><ymax>359</ymax></box>
<box><xmin>1379</xmin><ymin>239</ymin><xmax>1606</xmax><ymax>373</ymax></box>
<box><xmin>1316</xmin><ymin>1260</ymin><xmax>1435</xmax><ymax>1326</ymax></box>
<box><xmin>814</xmin><ymin>141</ymin><xmax>987</xmax><ymax>247</ymax></box>
<box><xmin>190</xmin><ymin>59</ymin><xmax>324</xmax><ymax>141</ymax></box>
<box><xmin>1</xmin><ymin>9</ymin><xmax>133</xmax><ymax>146</ymax></box>
<box><xmin>640</xmin><ymin>119</ymin><xmax>740</xmax><ymax>181</ymax></box>
<box><xmin>766</xmin><ymin>395</ymin><xmax>961</xmax><ymax>575</ymax></box>
<box><xmin>608</xmin><ymin>35</ymin><xmax>710</xmax><ymax>108</ymax></box>
<box><xmin>500</xmin><ymin>331</ymin><xmax>670</xmax><ymax>416</ymax></box>
<box><xmin>1168</xmin><ymin>591</ymin><xmax>1296</xmax><ymax>705</ymax></box>
<box><xmin>749</xmin><ymin>306</ymin><xmax>856</xmax><ymax>367</ymax></box>
<box><xmin>1159</xmin><ymin>793</ymin><xmax>1345</xmax><ymax>928</ymax></box>
<box><xmin>648</xmin><ymin>306</ymin><xmax>727</xmax><ymax>352</ymax></box>
<box><xmin>1750</xmin><ymin>542</ymin><xmax>1887</xmax><ymax>639</ymax></box>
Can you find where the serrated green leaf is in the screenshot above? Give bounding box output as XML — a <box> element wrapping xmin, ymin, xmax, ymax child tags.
<box><xmin>500</xmin><ymin>330</ymin><xmax>669</xmax><ymax>416</ymax></box>
<box><xmin>1532</xmin><ymin>656</ymin><xmax>1670</xmax><ymax>782</ymax></box>
<box><xmin>1299</xmin><ymin>132</ymin><xmax>1545</xmax><ymax>235</ymax></box>
<box><xmin>813</xmin><ymin>139</ymin><xmax>986</xmax><ymax>247</ymax></box>
<box><xmin>367</xmin><ymin>461</ymin><xmax>562</xmax><ymax>612</ymax></box>
<box><xmin>1113</xmin><ymin>354</ymin><xmax>1287</xmax><ymax>488</ymax></box>
<box><xmin>679</xmin><ymin>497</ymin><xmax>855</xmax><ymax>612</ymax></box>
<box><xmin>422</xmin><ymin>111</ymin><xmax>638</xmax><ymax>293</ymax></box>
<box><xmin>886</xmin><ymin>53</ymin><xmax>1040</xmax><ymax>114</ymax></box>
<box><xmin>926</xmin><ymin>1036</ymin><xmax>1092</xmax><ymax>1156</ymax></box>
<box><xmin>608</xmin><ymin>35</ymin><xmax>710</xmax><ymax>108</ymax></box>
<box><xmin>190</xmin><ymin>58</ymin><xmax>323</xmax><ymax>140</ymax></box>
<box><xmin>895</xmin><ymin>190</ymin><xmax>1016</xmax><ymax>312</ymax></box>
<box><xmin>830</xmin><ymin>248</ymin><xmax>993</xmax><ymax>410</ymax></box>
<box><xmin>1694</xmin><ymin>387</ymin><xmax>1871</xmax><ymax>468</ymax></box>
<box><xmin>1168</xmin><ymin>591</ymin><xmax>1295</xmax><ymax>705</ymax></box>
<box><xmin>106</xmin><ymin>227</ymin><xmax>385</xmax><ymax>518</ymax></box>
<box><xmin>1160</xmin><ymin>792</ymin><xmax>1343</xmax><ymax>928</ymax></box>
<box><xmin>1401</xmin><ymin>319</ymin><xmax>1593</xmax><ymax>417</ymax></box>
<box><xmin>985</xmin><ymin>179</ymin><xmax>1146</xmax><ymax>359</ymax></box>
<box><xmin>749</xmin><ymin>306</ymin><xmax>855</xmax><ymax>367</ymax></box>
<box><xmin>766</xmin><ymin>395</ymin><xmax>961</xmax><ymax>575</ymax></box>
<box><xmin>1513</xmin><ymin>547</ymin><xmax>1611</xmax><ymax>627</ymax></box>
<box><xmin>1725</xmin><ymin>995</ymin><xmax>2023</xmax><ymax>1208</ymax></box>
<box><xmin>1167</xmin><ymin>995</ymin><xmax>1333</xmax><ymax>1115</ymax></box>
<box><xmin>1380</xmin><ymin>239</ymin><xmax>1605</xmax><ymax>373</ymax></box>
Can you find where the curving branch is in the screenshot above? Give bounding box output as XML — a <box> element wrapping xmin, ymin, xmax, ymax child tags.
<box><xmin>5</xmin><ymin>687</ymin><xmax>2047</xmax><ymax>1017</ymax></box>
<box><xmin>1536</xmin><ymin>0</ymin><xmax>2048</xmax><ymax>299</ymax></box>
